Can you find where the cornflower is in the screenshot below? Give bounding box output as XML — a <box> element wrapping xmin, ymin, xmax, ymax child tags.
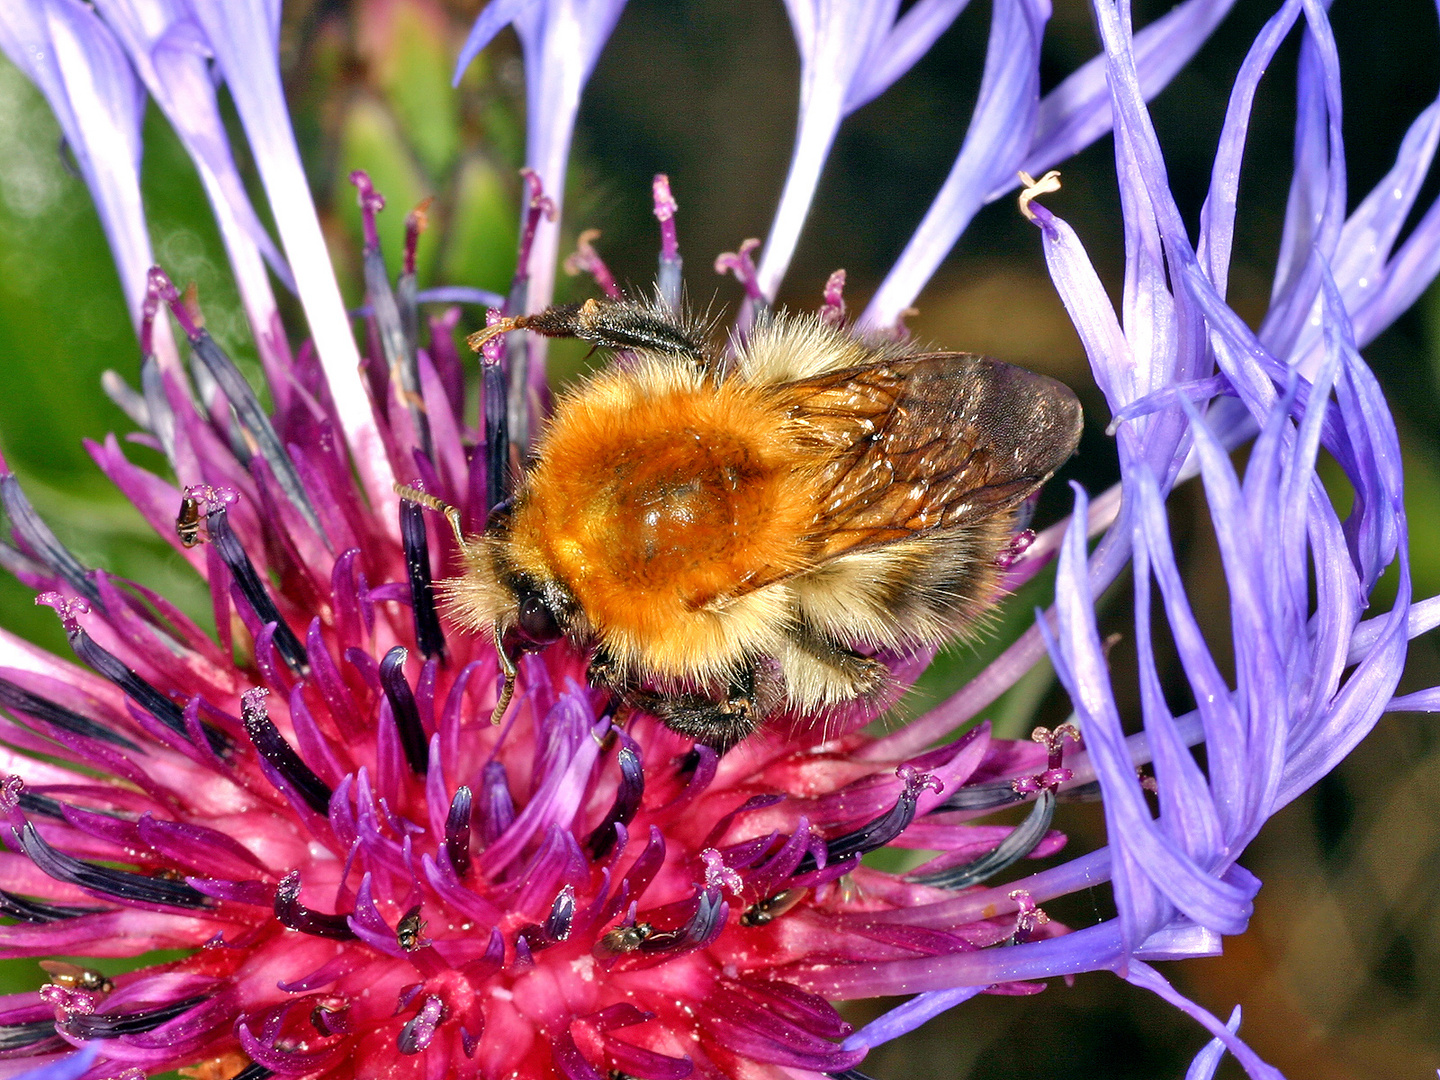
<box><xmin>0</xmin><ymin>1</ymin><xmax>1435</xmax><ymax>1079</ymax></box>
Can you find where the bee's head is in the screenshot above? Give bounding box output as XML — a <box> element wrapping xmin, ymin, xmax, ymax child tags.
<box><xmin>498</xmin><ymin>576</ymin><xmax>580</xmax><ymax>654</ymax></box>
<box><xmin>441</xmin><ymin>537</ymin><xmax>580</xmax><ymax>646</ymax></box>
<box><xmin>471</xmin><ymin>572</ymin><xmax>581</xmax><ymax>726</ymax></box>
<box><xmin>429</xmin><ymin>491</ymin><xmax>590</xmax><ymax>724</ymax></box>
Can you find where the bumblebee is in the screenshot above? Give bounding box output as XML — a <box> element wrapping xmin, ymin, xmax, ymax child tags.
<box><xmin>428</xmin><ymin>297</ymin><xmax>1080</xmax><ymax>750</ymax></box>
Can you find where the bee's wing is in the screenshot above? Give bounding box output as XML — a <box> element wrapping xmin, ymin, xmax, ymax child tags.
<box><xmin>777</xmin><ymin>352</ymin><xmax>1083</xmax><ymax>561</ymax></box>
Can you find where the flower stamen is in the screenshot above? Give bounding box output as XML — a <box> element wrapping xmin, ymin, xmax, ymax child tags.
<box><xmin>397</xmin><ymin>495</ymin><xmax>447</xmax><ymax>660</ymax></box>
<box><xmin>1017</xmin><ymin>169</ymin><xmax>1062</xmax><ymax>221</ymax></box>
<box><xmin>565</xmin><ymin>229</ymin><xmax>623</xmax><ymax>300</ymax></box>
<box><xmin>241</xmin><ymin>688</ymin><xmax>334</xmax><ymax>816</ymax></box>
<box><xmin>586</xmin><ymin>738</ymin><xmax>644</xmax><ymax>859</ymax></box>
<box><xmin>37</xmin><ymin>592</ymin><xmax>227</xmax><ymax>752</ymax></box>
<box><xmin>199</xmin><ymin>491</ymin><xmax>309</xmax><ymax>676</ymax></box>
<box><xmin>818</xmin><ymin>269</ymin><xmax>847</xmax><ymax>326</ymax></box>
<box><xmin>653</xmin><ymin>174</ymin><xmax>683</xmax><ymax>311</ymax></box>
<box><xmin>378</xmin><ymin>647</ymin><xmax>429</xmax><ymax>774</ymax></box>
<box><xmin>714</xmin><ymin>239</ymin><xmax>765</xmax><ymax>304</ymax></box>
<box><xmin>0</xmin><ymin>467</ymin><xmax>99</xmax><ymax>604</ymax></box>
<box><xmin>16</xmin><ymin>820</ymin><xmax>208</xmax><ymax>908</ymax></box>
<box><xmin>149</xmin><ymin>268</ymin><xmax>322</xmax><ymax>539</ymax></box>
<box><xmin>443</xmin><ymin>785</ymin><xmax>474</xmax><ymax>876</ymax></box>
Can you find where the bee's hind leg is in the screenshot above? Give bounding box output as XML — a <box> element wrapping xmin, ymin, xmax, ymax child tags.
<box><xmin>779</xmin><ymin>625</ymin><xmax>892</xmax><ymax>711</ymax></box>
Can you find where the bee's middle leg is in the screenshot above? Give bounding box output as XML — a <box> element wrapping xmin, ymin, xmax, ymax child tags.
<box><xmin>511</xmin><ymin>299</ymin><xmax>713</xmax><ymax>362</ymax></box>
<box><xmin>586</xmin><ymin>647</ymin><xmax>767</xmax><ymax>753</ymax></box>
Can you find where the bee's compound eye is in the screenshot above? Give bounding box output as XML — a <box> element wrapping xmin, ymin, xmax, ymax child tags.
<box><xmin>517</xmin><ymin>594</ymin><xmax>562</xmax><ymax>645</ymax></box>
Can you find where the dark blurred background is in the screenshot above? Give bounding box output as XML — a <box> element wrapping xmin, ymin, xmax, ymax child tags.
<box><xmin>1</xmin><ymin>0</ymin><xmax>1439</xmax><ymax>1075</ymax></box>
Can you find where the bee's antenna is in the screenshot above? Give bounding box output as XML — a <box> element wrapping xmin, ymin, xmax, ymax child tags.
<box><xmin>394</xmin><ymin>483</ymin><xmax>466</xmax><ymax>547</ymax></box>
<box><xmin>490</xmin><ymin>623</ymin><xmax>517</xmax><ymax>725</ymax></box>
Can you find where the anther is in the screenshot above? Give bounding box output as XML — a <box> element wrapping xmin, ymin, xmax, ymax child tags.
<box><xmin>564</xmin><ymin>229</ymin><xmax>622</xmax><ymax>299</ymax></box>
<box><xmin>274</xmin><ymin>870</ymin><xmax>354</xmax><ymax>940</ymax></box>
<box><xmin>310</xmin><ymin>999</ymin><xmax>352</xmax><ymax>1037</ymax></box>
<box><xmin>396</xmin><ymin>491</ymin><xmax>447</xmax><ymax>660</ymax></box>
<box><xmin>818</xmin><ymin>269</ymin><xmax>847</xmax><ymax>326</ymax></box>
<box><xmin>653</xmin><ymin>173</ymin><xmax>682</xmax><ymax>312</ymax></box>
<box><xmin>150</xmin><ymin>268</ymin><xmax>323</xmax><ymax>539</ymax></box>
<box><xmin>652</xmin><ymin>174</ymin><xmax>679</xmax><ymax>257</ymax></box>
<box><xmin>404</xmin><ymin>198</ymin><xmax>433</xmax><ymax>277</ymax></box>
<box><xmin>546</xmin><ymin>885</ymin><xmax>576</xmax><ymax>942</ymax></box>
<box><xmin>1017</xmin><ymin>169</ymin><xmax>1062</xmax><ymax>221</ymax></box>
<box><xmin>1006</xmin><ymin>889</ymin><xmax>1050</xmax><ymax>945</ymax></box>
<box><xmin>201</xmin><ymin>492</ymin><xmax>309</xmax><ymax>675</ymax></box>
<box><xmin>0</xmin><ymin>675</ymin><xmax>138</xmax><ymax>750</ymax></box>
<box><xmin>242</xmin><ymin>688</ymin><xmax>333</xmax><ymax>815</ymax></box>
<box><xmin>714</xmin><ymin>238</ymin><xmax>764</xmax><ymax>302</ymax></box>
<box><xmin>0</xmin><ymin>468</ymin><xmax>100</xmax><ymax>605</ymax></box>
<box><xmin>444</xmin><ymin>786</ymin><xmax>473</xmax><ymax>876</ymax></box>
<box><xmin>993</xmin><ymin>528</ymin><xmax>1036</xmax><ymax>569</ymax></box>
<box><xmin>17</xmin><ymin>819</ymin><xmax>208</xmax><ymax>908</ymax></box>
<box><xmin>585</xmin><ymin>740</ymin><xmax>644</xmax><ymax>859</ymax></box>
<box><xmin>379</xmin><ymin>647</ymin><xmax>429</xmax><ymax>774</ymax></box>
<box><xmin>796</xmin><ymin>766</ymin><xmax>941</xmax><ymax>874</ymax></box>
<box><xmin>1013</xmin><ymin>723</ymin><xmax>1081</xmax><ymax>794</ymax></box>
<box><xmin>0</xmin><ymin>1019</ymin><xmax>66</xmax><ymax>1054</ymax></box>
<box><xmin>0</xmin><ymin>888</ymin><xmax>103</xmax><ymax>923</ymax></box>
<box><xmin>907</xmin><ymin>788</ymin><xmax>1057</xmax><ymax>890</ymax></box>
<box><xmin>61</xmin><ymin>996</ymin><xmax>207</xmax><ymax>1039</ymax></box>
<box><xmin>397</xmin><ymin>995</ymin><xmax>445</xmax><ymax>1055</ymax></box>
<box><xmin>39</xmin><ymin>592</ymin><xmax>228</xmax><ymax>753</ymax></box>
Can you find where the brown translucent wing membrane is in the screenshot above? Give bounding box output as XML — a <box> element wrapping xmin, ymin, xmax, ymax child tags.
<box><xmin>780</xmin><ymin>353</ymin><xmax>1083</xmax><ymax>561</ymax></box>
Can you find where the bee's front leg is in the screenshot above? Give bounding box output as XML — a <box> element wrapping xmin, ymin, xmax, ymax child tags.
<box><xmin>474</xmin><ymin>298</ymin><xmax>715</xmax><ymax>363</ymax></box>
<box><xmin>585</xmin><ymin>644</ymin><xmax>624</xmax><ymax>694</ymax></box>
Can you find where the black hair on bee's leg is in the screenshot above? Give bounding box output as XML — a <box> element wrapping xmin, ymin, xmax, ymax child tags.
<box><xmin>585</xmin><ymin>644</ymin><xmax>623</xmax><ymax>693</ymax></box>
<box><xmin>587</xmin><ymin>648</ymin><xmax>762</xmax><ymax>754</ymax></box>
<box><xmin>520</xmin><ymin>299</ymin><xmax>711</xmax><ymax>361</ymax></box>
<box><xmin>646</xmin><ymin>666</ymin><xmax>764</xmax><ymax>755</ymax></box>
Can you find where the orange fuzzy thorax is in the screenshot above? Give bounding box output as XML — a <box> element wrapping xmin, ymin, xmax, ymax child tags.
<box><xmin>505</xmin><ymin>360</ymin><xmax>820</xmax><ymax>682</ymax></box>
